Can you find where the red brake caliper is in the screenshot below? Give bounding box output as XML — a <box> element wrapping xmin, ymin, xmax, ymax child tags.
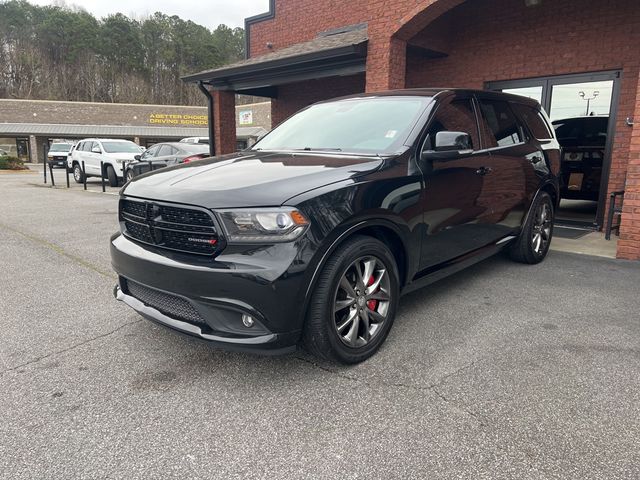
<box><xmin>367</xmin><ymin>275</ymin><xmax>378</xmax><ymax>311</ymax></box>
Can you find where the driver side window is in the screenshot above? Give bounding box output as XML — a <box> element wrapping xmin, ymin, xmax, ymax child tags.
<box><xmin>141</xmin><ymin>146</ymin><xmax>158</xmax><ymax>160</ymax></box>
<box><xmin>422</xmin><ymin>99</ymin><xmax>480</xmax><ymax>152</ymax></box>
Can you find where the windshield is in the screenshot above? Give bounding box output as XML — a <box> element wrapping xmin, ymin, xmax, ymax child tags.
<box><xmin>252</xmin><ymin>96</ymin><xmax>431</xmax><ymax>155</ymax></box>
<box><xmin>49</xmin><ymin>143</ymin><xmax>72</xmax><ymax>152</ymax></box>
<box><xmin>101</xmin><ymin>141</ymin><xmax>142</xmax><ymax>153</ymax></box>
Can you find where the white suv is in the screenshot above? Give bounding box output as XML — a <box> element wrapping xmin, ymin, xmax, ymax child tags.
<box><xmin>69</xmin><ymin>138</ymin><xmax>142</xmax><ymax>187</ymax></box>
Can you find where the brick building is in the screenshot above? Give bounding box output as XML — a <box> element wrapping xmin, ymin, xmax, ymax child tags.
<box><xmin>184</xmin><ymin>0</ymin><xmax>640</xmax><ymax>260</ymax></box>
<box><xmin>0</xmin><ymin>99</ymin><xmax>271</xmax><ymax>163</ymax></box>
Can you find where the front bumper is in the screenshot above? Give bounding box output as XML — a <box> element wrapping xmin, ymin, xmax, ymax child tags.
<box><xmin>110</xmin><ymin>232</ymin><xmax>307</xmax><ymax>353</ymax></box>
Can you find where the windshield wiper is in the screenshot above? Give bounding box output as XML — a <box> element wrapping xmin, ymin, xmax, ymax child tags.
<box><xmin>298</xmin><ymin>147</ymin><xmax>343</xmax><ymax>152</ymax></box>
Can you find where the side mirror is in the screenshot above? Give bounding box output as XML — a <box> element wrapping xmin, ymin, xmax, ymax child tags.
<box><xmin>421</xmin><ymin>131</ymin><xmax>473</xmax><ymax>162</ymax></box>
<box><xmin>134</xmin><ymin>154</ymin><xmax>141</xmax><ymax>161</ymax></box>
<box><xmin>91</xmin><ymin>146</ymin><xmax>101</xmax><ymax>154</ymax></box>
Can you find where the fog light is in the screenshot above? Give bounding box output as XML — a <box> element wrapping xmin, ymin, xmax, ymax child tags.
<box><xmin>242</xmin><ymin>314</ymin><xmax>255</xmax><ymax>328</ymax></box>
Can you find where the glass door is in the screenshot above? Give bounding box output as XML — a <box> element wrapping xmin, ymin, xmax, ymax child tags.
<box><xmin>486</xmin><ymin>71</ymin><xmax>621</xmax><ymax>228</ymax></box>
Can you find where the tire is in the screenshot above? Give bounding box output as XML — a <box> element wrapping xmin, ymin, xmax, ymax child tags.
<box><xmin>302</xmin><ymin>235</ymin><xmax>400</xmax><ymax>364</ymax></box>
<box><xmin>72</xmin><ymin>163</ymin><xmax>84</xmax><ymax>184</ymax></box>
<box><xmin>105</xmin><ymin>164</ymin><xmax>118</xmax><ymax>187</ymax></box>
<box><xmin>125</xmin><ymin>168</ymin><xmax>134</xmax><ymax>182</ymax></box>
<box><xmin>509</xmin><ymin>191</ymin><xmax>554</xmax><ymax>264</ymax></box>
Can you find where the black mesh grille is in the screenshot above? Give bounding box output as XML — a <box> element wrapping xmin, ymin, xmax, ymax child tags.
<box><xmin>125</xmin><ymin>279</ymin><xmax>206</xmax><ymax>326</ymax></box>
<box><xmin>120</xmin><ymin>198</ymin><xmax>220</xmax><ymax>256</ymax></box>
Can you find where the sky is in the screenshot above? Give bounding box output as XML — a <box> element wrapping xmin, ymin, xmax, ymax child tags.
<box><xmin>29</xmin><ymin>0</ymin><xmax>270</xmax><ymax>28</ymax></box>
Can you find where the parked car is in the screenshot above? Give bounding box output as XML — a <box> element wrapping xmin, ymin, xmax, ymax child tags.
<box><xmin>552</xmin><ymin>116</ymin><xmax>608</xmax><ymax>201</ymax></box>
<box><xmin>111</xmin><ymin>89</ymin><xmax>560</xmax><ymax>364</ymax></box>
<box><xmin>69</xmin><ymin>138</ymin><xmax>141</xmax><ymax>187</ymax></box>
<box><xmin>124</xmin><ymin>142</ymin><xmax>210</xmax><ymax>181</ymax></box>
<box><xmin>47</xmin><ymin>142</ymin><xmax>74</xmax><ymax>169</ymax></box>
<box><xmin>179</xmin><ymin>137</ymin><xmax>209</xmax><ymax>144</ymax></box>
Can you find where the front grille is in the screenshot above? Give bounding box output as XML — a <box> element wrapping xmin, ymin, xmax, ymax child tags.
<box><xmin>120</xmin><ymin>198</ymin><xmax>221</xmax><ymax>256</ymax></box>
<box><xmin>124</xmin><ymin>279</ymin><xmax>206</xmax><ymax>326</ymax></box>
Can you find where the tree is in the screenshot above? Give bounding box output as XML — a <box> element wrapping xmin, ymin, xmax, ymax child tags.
<box><xmin>0</xmin><ymin>0</ymin><xmax>246</xmax><ymax>105</ymax></box>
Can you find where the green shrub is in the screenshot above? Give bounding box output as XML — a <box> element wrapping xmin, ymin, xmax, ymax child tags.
<box><xmin>0</xmin><ymin>155</ymin><xmax>26</xmax><ymax>170</ymax></box>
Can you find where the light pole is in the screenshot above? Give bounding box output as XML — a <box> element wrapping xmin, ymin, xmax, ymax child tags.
<box><xmin>579</xmin><ymin>90</ymin><xmax>599</xmax><ymax>116</ymax></box>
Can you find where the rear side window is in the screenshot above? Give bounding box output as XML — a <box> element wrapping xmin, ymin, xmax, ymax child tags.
<box><xmin>512</xmin><ymin>103</ymin><xmax>553</xmax><ymax>140</ymax></box>
<box><xmin>478</xmin><ymin>99</ymin><xmax>523</xmax><ymax>148</ymax></box>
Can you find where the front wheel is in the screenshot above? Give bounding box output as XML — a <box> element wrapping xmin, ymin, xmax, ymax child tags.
<box><xmin>303</xmin><ymin>235</ymin><xmax>400</xmax><ymax>364</ymax></box>
<box><xmin>105</xmin><ymin>164</ymin><xmax>118</xmax><ymax>187</ymax></box>
<box><xmin>125</xmin><ymin>168</ymin><xmax>134</xmax><ymax>182</ymax></box>
<box><xmin>72</xmin><ymin>163</ymin><xmax>84</xmax><ymax>183</ymax></box>
<box><xmin>509</xmin><ymin>191</ymin><xmax>554</xmax><ymax>264</ymax></box>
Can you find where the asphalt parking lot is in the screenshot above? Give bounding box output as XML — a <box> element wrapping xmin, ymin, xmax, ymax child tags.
<box><xmin>1</xmin><ymin>167</ymin><xmax>639</xmax><ymax>479</ymax></box>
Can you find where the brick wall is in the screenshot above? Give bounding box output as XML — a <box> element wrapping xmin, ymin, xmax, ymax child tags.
<box><xmin>617</xmin><ymin>71</ymin><xmax>640</xmax><ymax>259</ymax></box>
<box><xmin>249</xmin><ymin>0</ymin><xmax>368</xmax><ymax>57</ymax></box>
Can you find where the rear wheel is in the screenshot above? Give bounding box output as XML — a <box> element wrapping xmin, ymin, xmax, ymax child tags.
<box><xmin>303</xmin><ymin>236</ymin><xmax>399</xmax><ymax>364</ymax></box>
<box><xmin>125</xmin><ymin>168</ymin><xmax>134</xmax><ymax>182</ymax></box>
<box><xmin>105</xmin><ymin>164</ymin><xmax>118</xmax><ymax>187</ymax></box>
<box><xmin>509</xmin><ymin>191</ymin><xmax>554</xmax><ymax>264</ymax></box>
<box><xmin>72</xmin><ymin>163</ymin><xmax>84</xmax><ymax>183</ymax></box>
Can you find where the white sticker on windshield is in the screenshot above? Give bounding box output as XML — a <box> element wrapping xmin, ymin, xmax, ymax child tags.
<box><xmin>385</xmin><ymin>130</ymin><xmax>398</xmax><ymax>139</ymax></box>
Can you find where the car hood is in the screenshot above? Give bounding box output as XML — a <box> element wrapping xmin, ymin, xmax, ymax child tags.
<box><xmin>121</xmin><ymin>150</ymin><xmax>384</xmax><ymax>208</ymax></box>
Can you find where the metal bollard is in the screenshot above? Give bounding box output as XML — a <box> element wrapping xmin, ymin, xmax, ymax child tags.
<box><xmin>43</xmin><ymin>143</ymin><xmax>48</xmax><ymax>184</ymax></box>
<box><xmin>48</xmin><ymin>162</ymin><xmax>55</xmax><ymax>187</ymax></box>
<box><xmin>65</xmin><ymin>162</ymin><xmax>70</xmax><ymax>188</ymax></box>
<box><xmin>82</xmin><ymin>161</ymin><xmax>87</xmax><ymax>190</ymax></box>
<box><xmin>100</xmin><ymin>161</ymin><xmax>106</xmax><ymax>192</ymax></box>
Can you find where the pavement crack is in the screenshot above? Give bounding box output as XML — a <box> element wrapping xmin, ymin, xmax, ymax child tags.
<box><xmin>0</xmin><ymin>221</ymin><xmax>116</xmax><ymax>279</ymax></box>
<box><xmin>295</xmin><ymin>356</ymin><xmax>485</xmax><ymax>425</ymax></box>
<box><xmin>1</xmin><ymin>319</ymin><xmax>142</xmax><ymax>376</ymax></box>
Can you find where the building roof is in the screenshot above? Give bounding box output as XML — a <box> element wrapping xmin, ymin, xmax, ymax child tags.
<box><xmin>182</xmin><ymin>25</ymin><xmax>368</xmax><ymax>96</ymax></box>
<box><xmin>0</xmin><ymin>123</ymin><xmax>266</xmax><ymax>139</ymax></box>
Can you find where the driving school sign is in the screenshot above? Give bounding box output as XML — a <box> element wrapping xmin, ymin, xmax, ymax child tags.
<box><xmin>148</xmin><ymin>114</ymin><xmax>208</xmax><ymax>126</ymax></box>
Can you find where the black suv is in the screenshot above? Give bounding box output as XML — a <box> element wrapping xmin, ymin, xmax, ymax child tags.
<box><xmin>111</xmin><ymin>89</ymin><xmax>560</xmax><ymax>364</ymax></box>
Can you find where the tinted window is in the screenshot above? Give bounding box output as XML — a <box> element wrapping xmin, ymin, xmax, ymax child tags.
<box><xmin>158</xmin><ymin>145</ymin><xmax>174</xmax><ymax>156</ymax></box>
<box><xmin>423</xmin><ymin>98</ymin><xmax>480</xmax><ymax>151</ymax></box>
<box><xmin>552</xmin><ymin>117</ymin><xmax>608</xmax><ymax>147</ymax></box>
<box><xmin>478</xmin><ymin>99</ymin><xmax>523</xmax><ymax>148</ymax></box>
<box><xmin>512</xmin><ymin>103</ymin><xmax>553</xmax><ymax>139</ymax></box>
<box><xmin>253</xmin><ymin>97</ymin><xmax>431</xmax><ymax>155</ymax></box>
<box><xmin>83</xmin><ymin>142</ymin><xmax>94</xmax><ymax>152</ymax></box>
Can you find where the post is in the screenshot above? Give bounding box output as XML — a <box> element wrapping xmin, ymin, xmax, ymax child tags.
<box><xmin>198</xmin><ymin>81</ymin><xmax>215</xmax><ymax>157</ymax></box>
<box><xmin>65</xmin><ymin>163</ymin><xmax>70</xmax><ymax>188</ymax></box>
<box><xmin>82</xmin><ymin>161</ymin><xmax>87</xmax><ymax>190</ymax></box>
<box><xmin>48</xmin><ymin>162</ymin><xmax>55</xmax><ymax>187</ymax></box>
<box><xmin>100</xmin><ymin>161</ymin><xmax>106</xmax><ymax>192</ymax></box>
<box><xmin>43</xmin><ymin>147</ymin><xmax>47</xmax><ymax>184</ymax></box>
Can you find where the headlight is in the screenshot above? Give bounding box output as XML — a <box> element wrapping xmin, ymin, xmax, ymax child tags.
<box><xmin>217</xmin><ymin>208</ymin><xmax>310</xmax><ymax>243</ymax></box>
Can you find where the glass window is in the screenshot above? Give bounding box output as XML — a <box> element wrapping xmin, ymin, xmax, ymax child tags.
<box><xmin>253</xmin><ymin>96</ymin><xmax>431</xmax><ymax>155</ymax></box>
<box><xmin>423</xmin><ymin>98</ymin><xmax>480</xmax><ymax>151</ymax></box>
<box><xmin>549</xmin><ymin>80</ymin><xmax>613</xmax><ymax>121</ymax></box>
<box><xmin>49</xmin><ymin>143</ymin><xmax>73</xmax><ymax>153</ymax></box>
<box><xmin>478</xmin><ymin>99</ymin><xmax>523</xmax><ymax>148</ymax></box>
<box><xmin>512</xmin><ymin>103</ymin><xmax>553</xmax><ymax>139</ymax></box>
<box><xmin>502</xmin><ymin>86</ymin><xmax>543</xmax><ymax>104</ymax></box>
<box><xmin>141</xmin><ymin>145</ymin><xmax>159</xmax><ymax>159</ymax></box>
<box><xmin>101</xmin><ymin>141</ymin><xmax>141</xmax><ymax>153</ymax></box>
<box><xmin>158</xmin><ymin>145</ymin><xmax>174</xmax><ymax>156</ymax></box>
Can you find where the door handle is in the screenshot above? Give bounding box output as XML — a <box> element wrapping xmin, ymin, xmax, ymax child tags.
<box><xmin>531</xmin><ymin>156</ymin><xmax>544</xmax><ymax>164</ymax></box>
<box><xmin>475</xmin><ymin>166</ymin><xmax>493</xmax><ymax>176</ymax></box>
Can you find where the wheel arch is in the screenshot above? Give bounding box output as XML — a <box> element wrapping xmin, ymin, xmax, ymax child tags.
<box><xmin>299</xmin><ymin>219</ymin><xmax>410</xmax><ymax>327</ymax></box>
